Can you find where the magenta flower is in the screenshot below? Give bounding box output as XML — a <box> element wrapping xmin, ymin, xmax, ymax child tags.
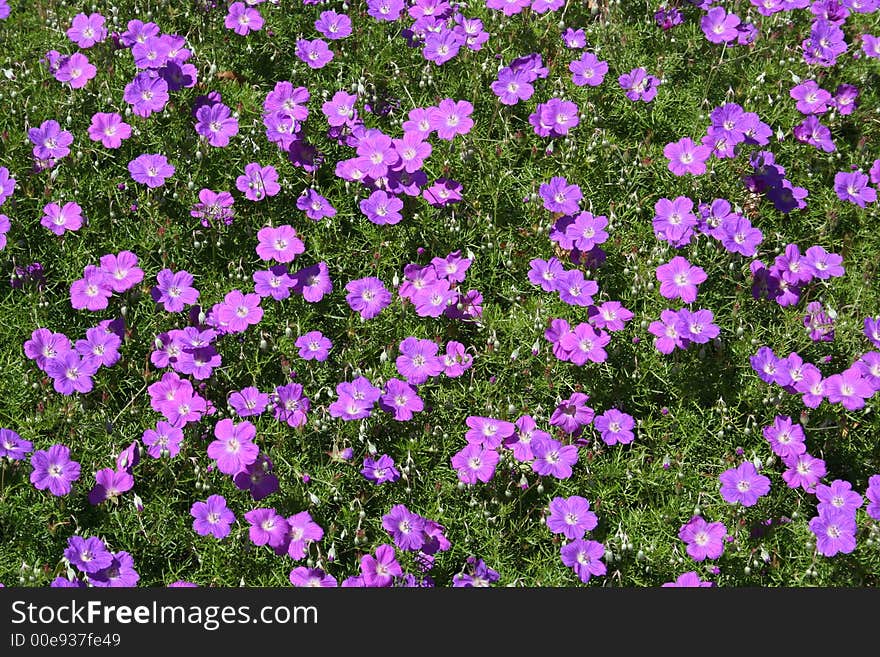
<box><xmin>359</xmin><ymin>190</ymin><xmax>404</xmax><ymax>225</ymax></box>
<box><xmin>88</xmin><ymin>468</ymin><xmax>134</xmax><ymax>505</ymax></box>
<box><xmin>782</xmin><ymin>452</ymin><xmax>827</xmax><ymax>492</ymax></box>
<box><xmin>284</xmin><ymin>511</ymin><xmax>324</xmax><ymax>561</ymax></box>
<box><xmin>451</xmin><ymin>443</ymin><xmax>500</xmax><ymax>484</ymax></box>
<box><xmin>664</xmin><ymin>137</ymin><xmax>711</xmax><ymax>176</ymax></box>
<box><xmin>296</xmin><ymin>38</ymin><xmax>334</xmax><ymax>69</ymax></box>
<box><xmin>295</xmin><ymin>331</ymin><xmax>332</xmax><ymax>362</ymax></box>
<box><xmin>346</xmin><ymin>277</ymin><xmax>393</xmax><ymax>319</ymax></box>
<box><xmin>228</xmin><ymin>386</ymin><xmax>270</xmax><ymax>418</ymax></box>
<box><xmin>678</xmin><ymin>516</ymin><xmax>726</xmax><ymax>561</ymax></box>
<box><xmin>531</xmin><ymin>436</ymin><xmax>578</xmax><ymax>479</ymax></box>
<box><xmin>30</xmin><ymin>444</ymin><xmax>81</xmax><ymax>496</ymax></box>
<box><xmin>66</xmin><ymin>12</ymin><xmax>106</xmax><ymax>48</ymax></box>
<box><xmin>272</xmin><ymin>382</ymin><xmax>310</xmax><ymax>428</ymax></box>
<box><xmin>824</xmin><ymin>367</ymin><xmax>874</xmax><ymax>410</ymax></box>
<box><xmin>701</xmin><ymin>6</ymin><xmax>741</xmax><ymax>43</ymax></box>
<box><xmin>593</xmin><ymin>408</ymin><xmax>636</xmax><ymax>445</ymax></box>
<box><xmin>546</xmin><ymin>496</ymin><xmax>598</xmax><ymax>540</ymax></box>
<box><xmin>809</xmin><ymin>511</ymin><xmax>857</xmax><ymax>557</ymax></box>
<box><xmin>292</xmin><ymin>261</ymin><xmax>333</xmax><ymax>302</ymax></box>
<box><xmin>560</xmin><ymin>539</ymin><xmax>606</xmax><ymax>583</ymax></box>
<box><xmin>245</xmin><ymin>508</ymin><xmax>289</xmax><ymax>549</ymax></box>
<box><xmin>465</xmin><ymin>416</ymin><xmax>516</xmax><ymax>449</ymax></box>
<box><xmin>253</xmin><ymin>265</ymin><xmax>294</xmax><ymax>300</ymax></box>
<box><xmin>99</xmin><ymin>251</ymin><xmax>142</xmax><ymax>294</ymax></box>
<box><xmin>225</xmin><ymin>2</ymin><xmax>263</xmax><ymax>35</ymax></box>
<box><xmin>655</xmin><ymin>256</ymin><xmax>707</xmax><ymax>304</ymax></box>
<box><xmin>569</xmin><ymin>52</ymin><xmax>608</xmax><ymax>87</ymax></box>
<box><xmin>55</xmin><ymin>53</ymin><xmax>97</xmax><ymax>89</ymax></box>
<box><xmin>559</xmin><ymin>322</ymin><xmax>610</xmax><ymax>365</ymax></box>
<box><xmin>70</xmin><ymin>265</ymin><xmax>112</xmax><ymax>311</ymax></box>
<box><xmin>191</xmin><ymin>495</ymin><xmax>235</xmax><ymax>539</ymax></box>
<box><xmin>442</xmin><ymin>340</ymin><xmax>473</xmax><ymax>377</ymax></box>
<box><xmin>662</xmin><ymin>572</ymin><xmax>713</xmax><ymax>587</ymax></box>
<box><xmin>834</xmin><ymin>170</ymin><xmax>876</xmax><ymax>208</ymax></box>
<box><xmin>396</xmin><ymin>337</ymin><xmax>443</xmax><ymax>384</ymax></box>
<box><xmin>208</xmin><ymin>419</ymin><xmax>259</xmax><ymax>476</ymax></box>
<box><xmin>360</xmin><ymin>544</ymin><xmax>402</xmax><ymax>587</ymax></box>
<box><xmin>128</xmin><ymin>153</ymin><xmax>175</xmax><ymax>188</ymax></box>
<box><xmin>361</xmin><ymin>454</ymin><xmax>401</xmax><ymax>485</ymax></box>
<box><xmin>379</xmin><ymin>378</ymin><xmax>423</xmax><ymax>421</ymax></box>
<box><xmin>41</xmin><ymin>201</ymin><xmax>83</xmax><ymax>236</ymax></box>
<box><xmin>195</xmin><ymin>102</ymin><xmax>239</xmax><ymax>148</ymax></box>
<box><xmin>152</xmin><ymin>269</ymin><xmax>199</xmax><ymax>312</ymax></box>
<box><xmin>719</xmin><ymin>462</ymin><xmax>771</xmax><ymax>507</ymax></box>
<box><xmin>236</xmin><ymin>162</ymin><xmax>280</xmax><ymax>201</ymax></box>
<box><xmin>429</xmin><ymin>99</ymin><xmax>474</xmax><ymax>140</ymax></box>
<box><xmin>142</xmin><ymin>421</ymin><xmax>184</xmax><ymax>459</ymax></box>
<box><xmin>255</xmin><ymin>225</ymin><xmax>305</xmax><ymax>263</ymax></box>
<box><xmin>215</xmin><ymin>290</ymin><xmax>263</xmax><ymax>334</ymax></box>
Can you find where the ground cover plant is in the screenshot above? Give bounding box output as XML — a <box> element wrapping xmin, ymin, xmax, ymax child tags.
<box><xmin>0</xmin><ymin>0</ymin><xmax>879</xmax><ymax>588</ymax></box>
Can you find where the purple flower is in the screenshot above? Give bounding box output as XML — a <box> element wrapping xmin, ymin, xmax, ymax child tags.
<box><xmin>69</xmin><ymin>265</ymin><xmax>112</xmax><ymax>312</ymax></box>
<box><xmin>0</xmin><ymin>428</ymin><xmax>32</xmax><ymax>461</ymax></box>
<box><xmin>41</xmin><ymin>201</ymin><xmax>83</xmax><ymax>235</ymax></box>
<box><xmin>361</xmin><ymin>454</ymin><xmax>401</xmax><ymax>484</ymax></box>
<box><xmin>809</xmin><ymin>510</ymin><xmax>857</xmax><ymax>557</ymax></box>
<box><xmin>662</xmin><ymin>572</ymin><xmax>714</xmax><ymax>587</ymax></box>
<box><xmin>45</xmin><ymin>351</ymin><xmax>99</xmax><ymax>395</ymax></box>
<box><xmin>528</xmin><ymin>258</ymin><xmax>565</xmax><ymax>292</ymax></box>
<box><xmin>296</xmin><ymin>38</ymin><xmax>334</xmax><ymax>69</ymax></box>
<box><xmin>539</xmin><ymin>176</ymin><xmax>582</xmax><ymax>214</ymax></box>
<box><xmin>244</xmin><ymin>508</ymin><xmax>289</xmax><ymax>549</ymax></box>
<box><xmin>360</xmin><ymin>190</ymin><xmax>404</xmax><ymax>225</ymax></box>
<box><xmin>128</xmin><ymin>153</ymin><xmax>175</xmax><ymax>188</ymax></box>
<box><xmin>655</xmin><ymin>256</ymin><xmax>707</xmax><ymax>304</ymax></box>
<box><xmin>292</xmin><ymin>261</ymin><xmax>333</xmax><ymax>302</ymax></box>
<box><xmin>678</xmin><ymin>516</ymin><xmax>726</xmax><ymax>561</ymax></box>
<box><xmin>491</xmin><ymin>67</ymin><xmax>534</xmax><ymax>105</ymax></box>
<box><xmin>233</xmin><ymin>454</ymin><xmax>279</xmax><ymax>502</ymax></box>
<box><xmin>152</xmin><ymin>269</ymin><xmax>199</xmax><ymax>313</ymax></box>
<box><xmin>289</xmin><ymin>567</ymin><xmax>336</xmax><ymax>587</ymax></box>
<box><xmin>593</xmin><ymin>409</ymin><xmax>636</xmax><ymax>446</ymax></box>
<box><xmin>824</xmin><ymin>367</ymin><xmax>874</xmax><ymax>410</ymax></box>
<box><xmin>142</xmin><ymin>421</ymin><xmax>184</xmax><ymax>459</ymax></box>
<box><xmin>191</xmin><ymin>188</ymin><xmax>235</xmax><ymax>227</ymax></box>
<box><xmin>816</xmin><ymin>479</ymin><xmax>863</xmax><ymax>516</ymax></box>
<box><xmin>618</xmin><ymin>67</ymin><xmax>660</xmax><ymax>102</ymax></box>
<box><xmin>297</xmin><ymin>189</ymin><xmax>337</xmax><ymax>221</ymax></box>
<box><xmin>569</xmin><ymin>52</ymin><xmax>608</xmax><ymax>87</ymax></box>
<box><xmin>719</xmin><ymin>215</ymin><xmax>762</xmax><ymax>257</ymax></box>
<box><xmin>382</xmin><ymin>504</ymin><xmax>426</xmax><ymax>551</ymax></box>
<box><xmin>88</xmin><ymin>467</ymin><xmax>134</xmax><ymax>505</ymax></box>
<box><xmin>99</xmin><ymin>250</ymin><xmax>143</xmax><ymax>293</ymax></box>
<box><xmin>123</xmin><ymin>73</ymin><xmax>169</xmax><ymax>118</ymax></box>
<box><xmin>442</xmin><ymin>340</ymin><xmax>473</xmax><ymax>377</ymax></box>
<box><xmin>272</xmin><ymin>383</ymin><xmax>310</xmax><ymax>428</ymax></box>
<box><xmin>452</xmin><ymin>557</ymin><xmax>500</xmax><ymax>587</ymax></box>
<box><xmin>55</xmin><ymin>53</ymin><xmax>97</xmax><ymax>89</ymax></box>
<box><xmin>782</xmin><ymin>452</ymin><xmax>827</xmax><ymax>492</ymax></box>
<box><xmin>295</xmin><ymin>331</ymin><xmax>332</xmax><ymax>362</ymax></box>
<box><xmin>866</xmin><ymin>475</ymin><xmax>880</xmax><ymax>520</ymax></box>
<box><xmin>64</xmin><ymin>536</ymin><xmax>113</xmax><ymax>574</ymax></box>
<box><xmin>790</xmin><ymin>80</ymin><xmax>831</xmax><ymax>115</ymax></box>
<box><xmin>0</xmin><ymin>166</ymin><xmax>15</xmax><ymax>206</ymax></box>
<box><xmin>664</xmin><ymin>137</ymin><xmax>711</xmax><ymax>176</ymax></box>
<box><xmin>560</xmin><ymin>539</ymin><xmax>606</xmax><ymax>583</ymax></box>
<box><xmin>360</xmin><ymin>544</ymin><xmax>403</xmax><ymax>587</ymax></box>
<box><xmin>191</xmin><ymin>495</ymin><xmax>235</xmax><ymax>539</ymax></box>
<box><xmin>396</xmin><ymin>337</ymin><xmax>443</xmax><ymax>384</ymax></box>
<box><xmin>531</xmin><ymin>436</ymin><xmax>578</xmax><ymax>479</ymax></box>
<box><xmin>653</xmin><ymin>196</ymin><xmax>697</xmax><ymax>247</ymax></box>
<box><xmin>429</xmin><ymin>99</ymin><xmax>474</xmax><ymax>141</ymax></box>
<box><xmin>75</xmin><ymin>325</ymin><xmax>121</xmax><ymax>369</ymax></box>
<box><xmin>677</xmin><ymin>308</ymin><xmax>720</xmax><ymax>344</ymax></box>
<box><xmin>214</xmin><ymin>290</ymin><xmax>263</xmax><ymax>334</ymax></box>
<box><xmin>89</xmin><ymin>551</ymin><xmax>139</xmax><ymax>588</ymax></box>
<box><xmin>253</xmin><ymin>265</ymin><xmax>294</xmax><ymax>301</ymax></box>
<box><xmin>195</xmin><ymin>102</ymin><xmax>239</xmax><ymax>148</ymax></box>
<box><xmin>225</xmin><ymin>2</ymin><xmax>263</xmax><ymax>35</ymax></box>
<box><xmin>559</xmin><ymin>323</ymin><xmax>610</xmax><ymax>364</ymax></box>
<box><xmin>30</xmin><ymin>444</ymin><xmax>81</xmax><ymax>496</ymax></box>
<box><xmin>380</xmin><ymin>378</ymin><xmax>423</xmax><ymax>421</ymax></box>
<box><xmin>546</xmin><ymin>496</ymin><xmax>598</xmax><ymax>540</ymax></box>
<box><xmin>451</xmin><ymin>443</ymin><xmax>499</xmax><ymax>484</ymax></box>
<box><xmin>465</xmin><ymin>416</ymin><xmax>516</xmax><ymax>449</ymax></box>
<box><xmin>236</xmin><ymin>163</ymin><xmax>280</xmax><ymax>201</ymax></box>
<box><xmin>207</xmin><ymin>419</ymin><xmax>259</xmax><ymax>475</ymax></box>
<box><xmin>28</xmin><ymin>119</ymin><xmax>73</xmax><ymax>161</ymax></box>
<box><xmin>719</xmin><ymin>462</ymin><xmax>771</xmax><ymax>506</ymax></box>
<box><xmin>345</xmin><ymin>277</ymin><xmax>392</xmax><ymax>319</ymax></box>
<box><xmin>804</xmin><ymin>245</ymin><xmax>844</xmax><ymax>280</ymax></box>
<box><xmin>315</xmin><ymin>10</ymin><xmax>352</xmax><ymax>40</ymax></box>
<box><xmin>701</xmin><ymin>6</ymin><xmax>741</xmax><ymax>43</ymax></box>
<box><xmin>285</xmin><ymin>511</ymin><xmax>324</xmax><ymax>560</ymax></box>
<box><xmin>67</xmin><ymin>12</ymin><xmax>107</xmax><ymax>48</ymax></box>
<box><xmin>255</xmin><ymin>225</ymin><xmax>305</xmax><ymax>263</ymax></box>
<box><xmin>834</xmin><ymin>170</ymin><xmax>876</xmax><ymax>208</ymax></box>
